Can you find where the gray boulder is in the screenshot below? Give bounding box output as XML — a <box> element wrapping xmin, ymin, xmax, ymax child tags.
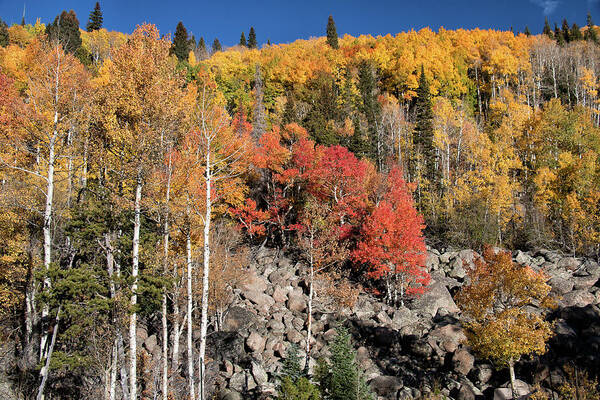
<box><xmin>369</xmin><ymin>376</ymin><xmax>403</xmax><ymax>397</ymax></box>
<box><xmin>411</xmin><ymin>281</ymin><xmax>460</xmax><ymax>317</ymax></box>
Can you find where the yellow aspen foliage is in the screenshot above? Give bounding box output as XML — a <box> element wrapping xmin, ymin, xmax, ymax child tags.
<box><xmin>457</xmin><ymin>248</ymin><xmax>555</xmax><ymax>392</ymax></box>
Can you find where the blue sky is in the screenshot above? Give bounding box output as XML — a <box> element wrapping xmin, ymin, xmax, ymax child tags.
<box><xmin>0</xmin><ymin>0</ymin><xmax>599</xmax><ymax>47</ymax></box>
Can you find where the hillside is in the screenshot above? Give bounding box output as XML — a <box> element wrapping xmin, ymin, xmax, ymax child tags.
<box><xmin>1</xmin><ymin>7</ymin><xmax>600</xmax><ymax>400</ymax></box>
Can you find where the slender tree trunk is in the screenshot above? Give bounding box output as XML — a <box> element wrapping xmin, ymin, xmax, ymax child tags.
<box><xmin>198</xmin><ymin>150</ymin><xmax>212</xmax><ymax>400</ymax></box>
<box><xmin>82</xmin><ymin>137</ymin><xmax>88</xmax><ymax>188</ymax></box>
<box><xmin>36</xmin><ymin>305</ymin><xmax>61</xmax><ymax>400</ymax></box>
<box><xmin>109</xmin><ymin>339</ymin><xmax>117</xmax><ymax>400</ymax></box>
<box><xmin>130</xmin><ymin>175</ymin><xmax>143</xmax><ymax>400</ymax></box>
<box><xmin>118</xmin><ymin>332</ymin><xmax>130</xmax><ymax>400</ymax></box>
<box><xmin>40</xmin><ymin>122</ymin><xmax>57</xmax><ymax>360</ymax></box>
<box><xmin>171</xmin><ymin>273</ymin><xmax>182</xmax><ymax>374</ymax></box>
<box><xmin>305</xmin><ymin>231</ymin><xmax>314</xmax><ymax>372</ymax></box>
<box><xmin>105</xmin><ymin>232</ymin><xmax>118</xmax><ymax>400</ymax></box>
<box><xmin>509</xmin><ymin>359</ymin><xmax>516</xmax><ymax>399</ymax></box>
<box><xmin>161</xmin><ymin>153</ymin><xmax>172</xmax><ymax>400</ymax></box>
<box><xmin>186</xmin><ymin>226</ymin><xmax>195</xmax><ymax>400</ymax></box>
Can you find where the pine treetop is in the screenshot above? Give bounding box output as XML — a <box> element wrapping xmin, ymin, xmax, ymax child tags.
<box><xmin>248</xmin><ymin>26</ymin><xmax>257</xmax><ymax>49</ymax></box>
<box><xmin>327</xmin><ymin>15</ymin><xmax>339</xmax><ymax>49</ymax></box>
<box><xmin>543</xmin><ymin>17</ymin><xmax>553</xmax><ymax>38</ymax></box>
<box><xmin>172</xmin><ymin>21</ymin><xmax>190</xmax><ymax>61</ymax></box>
<box><xmin>47</xmin><ymin>10</ymin><xmax>82</xmax><ymax>54</ymax></box>
<box><xmin>212</xmin><ymin>38</ymin><xmax>222</xmax><ymax>53</ymax></box>
<box><xmin>0</xmin><ymin>18</ymin><xmax>8</xmax><ymax>47</ymax></box>
<box><xmin>86</xmin><ymin>2</ymin><xmax>103</xmax><ymax>32</ymax></box>
<box><xmin>239</xmin><ymin>32</ymin><xmax>247</xmax><ymax>47</ymax></box>
<box><xmin>585</xmin><ymin>13</ymin><xmax>598</xmax><ymax>42</ymax></box>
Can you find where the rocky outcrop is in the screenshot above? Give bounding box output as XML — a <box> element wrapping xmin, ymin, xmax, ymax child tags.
<box><xmin>125</xmin><ymin>246</ymin><xmax>600</xmax><ymax>400</ymax></box>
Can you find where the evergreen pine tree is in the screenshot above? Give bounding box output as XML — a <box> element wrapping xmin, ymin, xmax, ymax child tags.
<box><xmin>319</xmin><ymin>328</ymin><xmax>373</xmax><ymax>400</ymax></box>
<box><xmin>348</xmin><ymin>115</ymin><xmax>367</xmax><ymax>159</ymax></box>
<box><xmin>239</xmin><ymin>32</ymin><xmax>247</xmax><ymax>47</ymax></box>
<box><xmin>554</xmin><ymin>23</ymin><xmax>565</xmax><ymax>45</ymax></box>
<box><xmin>86</xmin><ymin>2</ymin><xmax>103</xmax><ymax>32</ymax></box>
<box><xmin>171</xmin><ymin>21</ymin><xmax>190</xmax><ymax>62</ymax></box>
<box><xmin>198</xmin><ymin>36</ymin><xmax>206</xmax><ymax>52</ymax></box>
<box><xmin>543</xmin><ymin>17</ymin><xmax>553</xmax><ymax>38</ymax></box>
<box><xmin>248</xmin><ymin>26</ymin><xmax>257</xmax><ymax>49</ymax></box>
<box><xmin>281</xmin><ymin>343</ymin><xmax>303</xmax><ymax>382</ymax></box>
<box><xmin>278</xmin><ymin>344</ymin><xmax>320</xmax><ymax>400</ymax></box>
<box><xmin>212</xmin><ymin>38</ymin><xmax>222</xmax><ymax>53</ymax></box>
<box><xmin>561</xmin><ymin>19</ymin><xmax>571</xmax><ymax>42</ymax></box>
<box><xmin>585</xmin><ymin>13</ymin><xmax>598</xmax><ymax>43</ymax></box>
<box><xmin>571</xmin><ymin>23</ymin><xmax>583</xmax><ymax>41</ymax></box>
<box><xmin>195</xmin><ymin>36</ymin><xmax>207</xmax><ymax>59</ymax></box>
<box><xmin>267</xmin><ymin>38</ymin><xmax>271</xmax><ymax>46</ymax></box>
<box><xmin>357</xmin><ymin>61</ymin><xmax>382</xmax><ymax>168</ymax></box>
<box><xmin>0</xmin><ymin>18</ymin><xmax>8</xmax><ymax>47</ymax></box>
<box><xmin>282</xmin><ymin>92</ymin><xmax>296</xmax><ymax>125</ymax></box>
<box><xmin>189</xmin><ymin>34</ymin><xmax>197</xmax><ymax>51</ymax></box>
<box><xmin>413</xmin><ymin>65</ymin><xmax>437</xmax><ymax>183</ymax></box>
<box><xmin>46</xmin><ymin>10</ymin><xmax>82</xmax><ymax>54</ymax></box>
<box><xmin>524</xmin><ymin>26</ymin><xmax>531</xmax><ymax>36</ymax></box>
<box><xmin>326</xmin><ymin>15</ymin><xmax>339</xmax><ymax>49</ymax></box>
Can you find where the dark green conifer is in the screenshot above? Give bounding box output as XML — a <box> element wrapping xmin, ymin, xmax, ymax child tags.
<box><xmin>267</xmin><ymin>38</ymin><xmax>271</xmax><ymax>46</ymax></box>
<box><xmin>278</xmin><ymin>343</ymin><xmax>320</xmax><ymax>400</ymax></box>
<box><xmin>248</xmin><ymin>27</ymin><xmax>257</xmax><ymax>49</ymax></box>
<box><xmin>86</xmin><ymin>2</ymin><xmax>103</xmax><ymax>32</ymax></box>
<box><xmin>571</xmin><ymin>23</ymin><xmax>583</xmax><ymax>41</ymax></box>
<box><xmin>171</xmin><ymin>21</ymin><xmax>190</xmax><ymax>62</ymax></box>
<box><xmin>326</xmin><ymin>15</ymin><xmax>339</xmax><ymax>49</ymax></box>
<box><xmin>561</xmin><ymin>19</ymin><xmax>571</xmax><ymax>42</ymax></box>
<box><xmin>195</xmin><ymin>36</ymin><xmax>207</xmax><ymax>59</ymax></box>
<box><xmin>357</xmin><ymin>61</ymin><xmax>381</xmax><ymax>168</ymax></box>
<box><xmin>555</xmin><ymin>23</ymin><xmax>565</xmax><ymax>45</ymax></box>
<box><xmin>239</xmin><ymin>32</ymin><xmax>247</xmax><ymax>47</ymax></box>
<box><xmin>282</xmin><ymin>92</ymin><xmax>296</xmax><ymax>125</ymax></box>
<box><xmin>543</xmin><ymin>17</ymin><xmax>553</xmax><ymax>38</ymax></box>
<box><xmin>46</xmin><ymin>10</ymin><xmax>82</xmax><ymax>54</ymax></box>
<box><xmin>348</xmin><ymin>115</ymin><xmax>368</xmax><ymax>159</ymax></box>
<box><xmin>198</xmin><ymin>36</ymin><xmax>206</xmax><ymax>52</ymax></box>
<box><xmin>413</xmin><ymin>65</ymin><xmax>437</xmax><ymax>183</ymax></box>
<box><xmin>524</xmin><ymin>26</ymin><xmax>531</xmax><ymax>36</ymax></box>
<box><xmin>0</xmin><ymin>18</ymin><xmax>8</xmax><ymax>47</ymax></box>
<box><xmin>280</xmin><ymin>343</ymin><xmax>303</xmax><ymax>382</ymax></box>
<box><xmin>212</xmin><ymin>38</ymin><xmax>222</xmax><ymax>53</ymax></box>
<box><xmin>585</xmin><ymin>13</ymin><xmax>598</xmax><ymax>43</ymax></box>
<box><xmin>317</xmin><ymin>328</ymin><xmax>373</xmax><ymax>400</ymax></box>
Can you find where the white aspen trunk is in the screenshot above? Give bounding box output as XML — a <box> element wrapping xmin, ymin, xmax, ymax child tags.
<box><xmin>118</xmin><ymin>332</ymin><xmax>130</xmax><ymax>400</ymax></box>
<box><xmin>129</xmin><ymin>176</ymin><xmax>143</xmax><ymax>400</ymax></box>
<box><xmin>36</xmin><ymin>305</ymin><xmax>61</xmax><ymax>400</ymax></box>
<box><xmin>552</xmin><ymin>62</ymin><xmax>558</xmax><ymax>99</ymax></box>
<box><xmin>186</xmin><ymin>227</ymin><xmax>195</xmax><ymax>400</ymax></box>
<box><xmin>509</xmin><ymin>359</ymin><xmax>516</xmax><ymax>399</ymax></box>
<box><xmin>162</xmin><ymin>153</ymin><xmax>172</xmax><ymax>400</ymax></box>
<box><xmin>305</xmin><ymin>230</ymin><xmax>314</xmax><ymax>372</ymax></box>
<box><xmin>40</xmin><ymin>114</ymin><xmax>57</xmax><ymax>360</ymax></box>
<box><xmin>109</xmin><ymin>339</ymin><xmax>117</xmax><ymax>400</ymax></box>
<box><xmin>198</xmin><ymin>149</ymin><xmax>212</xmax><ymax>400</ymax></box>
<box><xmin>82</xmin><ymin>137</ymin><xmax>88</xmax><ymax>188</ymax></box>
<box><xmin>172</xmin><ymin>272</ymin><xmax>181</xmax><ymax>373</ymax></box>
<box><xmin>400</xmin><ymin>280</ymin><xmax>405</xmax><ymax>308</ymax></box>
<box><xmin>105</xmin><ymin>233</ymin><xmax>118</xmax><ymax>400</ymax></box>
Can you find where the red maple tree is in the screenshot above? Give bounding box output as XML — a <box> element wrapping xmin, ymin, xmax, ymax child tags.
<box><xmin>353</xmin><ymin>167</ymin><xmax>429</xmax><ymax>305</ymax></box>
